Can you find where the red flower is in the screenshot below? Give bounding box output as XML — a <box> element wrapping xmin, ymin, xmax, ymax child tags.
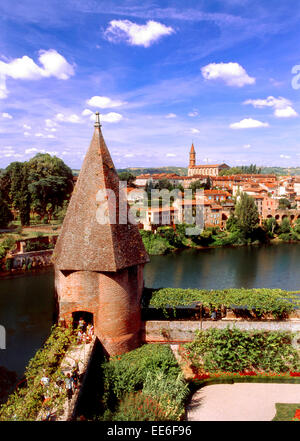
<box><xmin>290</xmin><ymin>372</ymin><xmax>300</xmax><ymax>377</ymax></box>
<box><xmin>293</xmin><ymin>409</ymin><xmax>300</xmax><ymax>420</ymax></box>
<box><xmin>193</xmin><ymin>373</ymin><xmax>210</xmax><ymax>380</ymax></box>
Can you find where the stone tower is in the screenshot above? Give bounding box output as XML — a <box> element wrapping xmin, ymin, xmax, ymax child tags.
<box><xmin>189</xmin><ymin>143</ymin><xmax>196</xmax><ymax>167</ymax></box>
<box><xmin>53</xmin><ymin>113</ymin><xmax>149</xmax><ymax>356</ymax></box>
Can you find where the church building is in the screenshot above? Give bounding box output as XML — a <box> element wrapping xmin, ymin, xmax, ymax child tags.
<box><xmin>188</xmin><ymin>143</ymin><xmax>230</xmax><ymax>177</ymax></box>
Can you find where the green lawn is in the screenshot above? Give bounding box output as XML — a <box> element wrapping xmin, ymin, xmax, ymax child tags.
<box><xmin>272</xmin><ymin>403</ymin><xmax>300</xmax><ymax>421</ymax></box>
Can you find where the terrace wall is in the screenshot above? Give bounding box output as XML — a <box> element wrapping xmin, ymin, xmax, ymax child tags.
<box><xmin>142</xmin><ymin>320</ymin><xmax>300</xmax><ymax>346</ymax></box>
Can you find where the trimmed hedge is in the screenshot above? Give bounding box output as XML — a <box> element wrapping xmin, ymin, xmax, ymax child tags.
<box><xmin>148</xmin><ymin>287</ymin><xmax>300</xmax><ymax>318</ymax></box>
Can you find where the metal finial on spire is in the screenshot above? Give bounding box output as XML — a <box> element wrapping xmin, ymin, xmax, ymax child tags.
<box><xmin>94</xmin><ymin>111</ymin><xmax>101</xmax><ymax>128</ymax></box>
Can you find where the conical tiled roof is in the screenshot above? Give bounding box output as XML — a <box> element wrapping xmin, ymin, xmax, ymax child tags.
<box><xmin>190</xmin><ymin>143</ymin><xmax>195</xmax><ymax>153</ymax></box>
<box><xmin>53</xmin><ymin>117</ymin><xmax>149</xmax><ymax>272</ymax></box>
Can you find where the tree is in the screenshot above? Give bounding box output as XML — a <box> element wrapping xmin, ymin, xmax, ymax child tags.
<box><xmin>235</xmin><ymin>193</ymin><xmax>259</xmax><ymax>236</ymax></box>
<box><xmin>0</xmin><ymin>162</ymin><xmax>31</xmax><ymax>226</ymax></box>
<box><xmin>189</xmin><ymin>180</ymin><xmax>205</xmax><ymax>197</ymax></box>
<box><xmin>118</xmin><ymin>171</ymin><xmax>136</xmax><ymax>187</ymax></box>
<box><xmin>279</xmin><ymin>217</ymin><xmax>291</xmax><ymax>234</ymax></box>
<box><xmin>154</xmin><ymin>179</ymin><xmax>174</xmax><ymax>191</ymax></box>
<box><xmin>278</xmin><ymin>198</ymin><xmax>291</xmax><ymax>210</ymax></box>
<box><xmin>28</xmin><ymin>154</ymin><xmax>73</xmax><ymax>222</ymax></box>
<box><xmin>0</xmin><ymin>192</ymin><xmax>13</xmax><ymax>228</ymax></box>
<box><xmin>226</xmin><ymin>214</ymin><xmax>239</xmax><ymax>232</ymax></box>
<box><xmin>263</xmin><ymin>217</ymin><xmax>278</xmax><ymax>236</ymax></box>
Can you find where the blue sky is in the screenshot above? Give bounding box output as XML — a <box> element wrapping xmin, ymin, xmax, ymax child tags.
<box><xmin>1</xmin><ymin>0</ymin><xmax>300</xmax><ymax>169</ymax></box>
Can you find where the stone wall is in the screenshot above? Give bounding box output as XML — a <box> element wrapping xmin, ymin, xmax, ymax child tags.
<box><xmin>9</xmin><ymin>249</ymin><xmax>53</xmax><ymax>269</ymax></box>
<box><xmin>142</xmin><ymin>320</ymin><xmax>300</xmax><ymax>345</ymax></box>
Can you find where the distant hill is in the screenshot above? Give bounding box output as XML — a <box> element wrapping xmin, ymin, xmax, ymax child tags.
<box><xmin>72</xmin><ymin>166</ymin><xmax>300</xmax><ymax>177</ymax></box>
<box><xmin>260</xmin><ymin>167</ymin><xmax>300</xmax><ymax>176</ymax></box>
<box><xmin>116</xmin><ymin>167</ymin><xmax>188</xmax><ymax>176</ymax></box>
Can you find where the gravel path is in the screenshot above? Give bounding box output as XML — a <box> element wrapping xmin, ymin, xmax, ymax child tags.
<box><xmin>186</xmin><ymin>383</ymin><xmax>300</xmax><ymax>421</ymax></box>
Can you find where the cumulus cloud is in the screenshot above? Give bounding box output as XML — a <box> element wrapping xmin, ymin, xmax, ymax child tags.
<box><xmin>230</xmin><ymin>118</ymin><xmax>269</xmax><ymax>129</ymax></box>
<box><xmin>1</xmin><ymin>112</ymin><xmax>12</xmax><ymax>119</ymax></box>
<box><xmin>0</xmin><ymin>49</ymin><xmax>74</xmax><ymax>99</ymax></box>
<box><xmin>280</xmin><ymin>154</ymin><xmax>291</xmax><ymax>159</ymax></box>
<box><xmin>243</xmin><ymin>144</ymin><xmax>251</xmax><ymax>149</ymax></box>
<box><xmin>45</xmin><ymin>118</ymin><xmax>57</xmax><ymax>128</ymax></box>
<box><xmin>82</xmin><ymin>108</ymin><xmax>93</xmax><ymax>116</ymax></box>
<box><xmin>191</xmin><ymin>128</ymin><xmax>200</xmax><ymax>133</ymax></box>
<box><xmin>86</xmin><ymin>96</ymin><xmax>125</xmax><ymax>109</ymax></box>
<box><xmin>166</xmin><ymin>153</ymin><xmax>176</xmax><ymax>157</ymax></box>
<box><xmin>55</xmin><ymin>113</ymin><xmax>81</xmax><ymax>123</ymax></box>
<box><xmin>89</xmin><ymin>112</ymin><xmax>123</xmax><ymax>123</ymax></box>
<box><xmin>23</xmin><ymin>124</ymin><xmax>31</xmax><ymax>130</ymax></box>
<box><xmin>201</xmin><ymin>62</ymin><xmax>255</xmax><ymax>87</ymax></box>
<box><xmin>104</xmin><ymin>20</ymin><xmax>174</xmax><ymax>48</ymax></box>
<box><xmin>165</xmin><ymin>113</ymin><xmax>177</xmax><ymax>118</ymax></box>
<box><xmin>188</xmin><ymin>111</ymin><xmax>198</xmax><ymax>117</ymax></box>
<box><xmin>244</xmin><ymin>96</ymin><xmax>298</xmax><ymax>118</ymax></box>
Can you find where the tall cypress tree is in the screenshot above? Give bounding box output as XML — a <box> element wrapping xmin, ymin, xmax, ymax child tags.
<box><xmin>235</xmin><ymin>192</ymin><xmax>259</xmax><ymax>237</ymax></box>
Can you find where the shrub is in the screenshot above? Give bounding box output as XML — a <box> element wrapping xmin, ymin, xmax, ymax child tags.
<box><xmin>102</xmin><ymin>344</ymin><xmax>180</xmax><ymax>404</ymax></box>
<box><xmin>183</xmin><ymin>328</ymin><xmax>300</xmax><ymax>374</ymax></box>
<box><xmin>101</xmin><ymin>344</ymin><xmax>187</xmax><ymax>421</ymax></box>
<box><xmin>112</xmin><ymin>392</ymin><xmax>166</xmax><ymax>421</ymax></box>
<box><xmin>147</xmin><ymin>287</ymin><xmax>299</xmax><ymax>318</ymax></box>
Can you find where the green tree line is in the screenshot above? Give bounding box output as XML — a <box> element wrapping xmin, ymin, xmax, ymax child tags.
<box><xmin>0</xmin><ymin>154</ymin><xmax>73</xmax><ymax>227</ymax></box>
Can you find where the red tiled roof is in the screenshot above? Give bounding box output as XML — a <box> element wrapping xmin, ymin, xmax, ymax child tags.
<box><xmin>54</xmin><ymin>124</ymin><xmax>149</xmax><ymax>271</ymax></box>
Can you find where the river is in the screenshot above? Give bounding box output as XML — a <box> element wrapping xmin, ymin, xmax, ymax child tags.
<box><xmin>0</xmin><ymin>243</ymin><xmax>300</xmax><ymax>401</ymax></box>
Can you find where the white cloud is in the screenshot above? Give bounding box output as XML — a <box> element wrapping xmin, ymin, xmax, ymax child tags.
<box><xmin>89</xmin><ymin>112</ymin><xmax>123</xmax><ymax>123</ymax></box>
<box><xmin>244</xmin><ymin>96</ymin><xmax>298</xmax><ymax>118</ymax></box>
<box><xmin>165</xmin><ymin>113</ymin><xmax>177</xmax><ymax>118</ymax></box>
<box><xmin>23</xmin><ymin>124</ymin><xmax>31</xmax><ymax>130</ymax></box>
<box><xmin>191</xmin><ymin>128</ymin><xmax>200</xmax><ymax>133</ymax></box>
<box><xmin>25</xmin><ymin>148</ymin><xmax>41</xmax><ymax>154</ymax></box>
<box><xmin>34</xmin><ymin>132</ymin><xmax>56</xmax><ymax>139</ymax></box>
<box><xmin>86</xmin><ymin>96</ymin><xmax>125</xmax><ymax>109</ymax></box>
<box><xmin>104</xmin><ymin>20</ymin><xmax>174</xmax><ymax>48</ymax></box>
<box><xmin>45</xmin><ymin>118</ymin><xmax>57</xmax><ymax>128</ymax></box>
<box><xmin>3</xmin><ymin>153</ymin><xmax>22</xmax><ymax>158</ymax></box>
<box><xmin>274</xmin><ymin>106</ymin><xmax>298</xmax><ymax>118</ymax></box>
<box><xmin>201</xmin><ymin>62</ymin><xmax>255</xmax><ymax>87</ymax></box>
<box><xmin>166</xmin><ymin>153</ymin><xmax>176</xmax><ymax>157</ymax></box>
<box><xmin>24</xmin><ymin>131</ymin><xmax>30</xmax><ymax>137</ymax></box>
<box><xmin>280</xmin><ymin>154</ymin><xmax>291</xmax><ymax>159</ymax></box>
<box><xmin>243</xmin><ymin>144</ymin><xmax>251</xmax><ymax>149</ymax></box>
<box><xmin>124</xmin><ymin>153</ymin><xmax>134</xmax><ymax>158</ymax></box>
<box><xmin>1</xmin><ymin>112</ymin><xmax>12</xmax><ymax>119</ymax></box>
<box><xmin>230</xmin><ymin>118</ymin><xmax>269</xmax><ymax>129</ymax></box>
<box><xmin>38</xmin><ymin>49</ymin><xmax>75</xmax><ymax>80</ymax></box>
<box><xmin>55</xmin><ymin>113</ymin><xmax>81</xmax><ymax>123</ymax></box>
<box><xmin>82</xmin><ymin>108</ymin><xmax>93</xmax><ymax>116</ymax></box>
<box><xmin>0</xmin><ymin>49</ymin><xmax>74</xmax><ymax>99</ymax></box>
<box><xmin>188</xmin><ymin>111</ymin><xmax>198</xmax><ymax>117</ymax></box>
<box><xmin>45</xmin><ymin>127</ymin><xmax>57</xmax><ymax>132</ymax></box>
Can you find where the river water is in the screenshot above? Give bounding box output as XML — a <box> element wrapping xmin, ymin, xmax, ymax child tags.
<box><xmin>0</xmin><ymin>243</ymin><xmax>300</xmax><ymax>400</ymax></box>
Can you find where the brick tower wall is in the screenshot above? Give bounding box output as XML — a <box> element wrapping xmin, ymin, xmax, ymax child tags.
<box><xmin>54</xmin><ymin>264</ymin><xmax>145</xmax><ymax>356</ymax></box>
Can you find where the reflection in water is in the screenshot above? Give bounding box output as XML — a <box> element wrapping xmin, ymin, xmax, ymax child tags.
<box><xmin>0</xmin><ymin>268</ymin><xmax>55</xmax><ymax>397</ymax></box>
<box><xmin>144</xmin><ymin>243</ymin><xmax>300</xmax><ymax>290</ymax></box>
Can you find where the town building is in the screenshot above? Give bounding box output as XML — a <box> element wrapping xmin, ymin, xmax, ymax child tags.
<box><xmin>188</xmin><ymin>143</ymin><xmax>230</xmax><ymax>177</ymax></box>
